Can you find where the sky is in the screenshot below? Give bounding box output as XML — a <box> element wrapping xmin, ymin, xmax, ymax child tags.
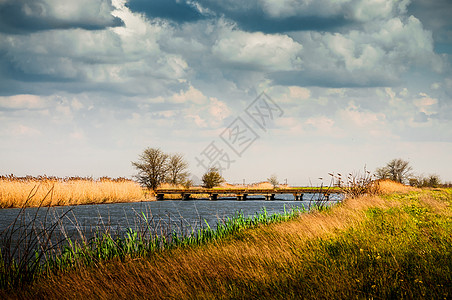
<box><xmin>0</xmin><ymin>0</ymin><xmax>451</xmax><ymax>186</ymax></box>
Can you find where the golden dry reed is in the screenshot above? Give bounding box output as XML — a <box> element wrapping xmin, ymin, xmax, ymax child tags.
<box><xmin>11</xmin><ymin>182</ymin><xmax>451</xmax><ymax>299</ymax></box>
<box><xmin>378</xmin><ymin>179</ymin><xmax>417</xmax><ymax>194</ymax></box>
<box><xmin>0</xmin><ymin>176</ymin><xmax>148</xmax><ymax>208</ymax></box>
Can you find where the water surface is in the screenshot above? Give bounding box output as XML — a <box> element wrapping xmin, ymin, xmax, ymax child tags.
<box><xmin>0</xmin><ymin>194</ymin><xmax>342</xmax><ymax>246</ymax></box>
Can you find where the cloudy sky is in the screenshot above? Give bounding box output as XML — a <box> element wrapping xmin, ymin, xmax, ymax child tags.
<box><xmin>0</xmin><ymin>0</ymin><xmax>451</xmax><ymax>185</ymax></box>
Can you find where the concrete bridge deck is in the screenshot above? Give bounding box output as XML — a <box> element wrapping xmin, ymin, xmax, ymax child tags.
<box><xmin>154</xmin><ymin>187</ymin><xmax>341</xmax><ymax>201</ymax></box>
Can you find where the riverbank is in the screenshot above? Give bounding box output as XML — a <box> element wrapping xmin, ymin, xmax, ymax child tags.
<box><xmin>3</xmin><ymin>181</ymin><xmax>451</xmax><ymax>299</ymax></box>
<box><xmin>0</xmin><ymin>176</ymin><xmax>149</xmax><ymax>208</ymax></box>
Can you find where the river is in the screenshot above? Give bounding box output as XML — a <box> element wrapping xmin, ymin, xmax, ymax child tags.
<box><xmin>0</xmin><ymin>193</ymin><xmax>342</xmax><ymax>249</ymax></box>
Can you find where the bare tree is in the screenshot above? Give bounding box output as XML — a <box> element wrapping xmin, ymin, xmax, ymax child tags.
<box><xmin>167</xmin><ymin>153</ymin><xmax>189</xmax><ymax>185</ymax></box>
<box><xmin>202</xmin><ymin>167</ymin><xmax>224</xmax><ymax>188</ymax></box>
<box><xmin>375</xmin><ymin>158</ymin><xmax>412</xmax><ymax>184</ymax></box>
<box><xmin>132</xmin><ymin>148</ymin><xmax>169</xmax><ymax>190</ymax></box>
<box><xmin>375</xmin><ymin>166</ymin><xmax>390</xmax><ymax>180</ymax></box>
<box><xmin>268</xmin><ymin>174</ymin><xmax>278</xmax><ymax>188</ymax></box>
<box><xmin>409</xmin><ymin>174</ymin><xmax>441</xmax><ymax>187</ymax></box>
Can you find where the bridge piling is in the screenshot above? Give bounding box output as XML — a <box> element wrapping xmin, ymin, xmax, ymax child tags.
<box><xmin>265</xmin><ymin>194</ymin><xmax>275</xmax><ymax>201</ymax></box>
<box><xmin>294</xmin><ymin>193</ymin><xmax>304</xmax><ymax>201</ymax></box>
<box><xmin>236</xmin><ymin>194</ymin><xmax>247</xmax><ymax>201</ymax></box>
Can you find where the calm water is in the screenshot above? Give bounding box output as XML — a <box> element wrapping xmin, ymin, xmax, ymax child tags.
<box><xmin>0</xmin><ymin>194</ymin><xmax>342</xmax><ymax>247</ymax></box>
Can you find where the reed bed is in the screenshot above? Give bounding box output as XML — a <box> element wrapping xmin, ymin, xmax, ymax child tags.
<box><xmin>0</xmin><ymin>176</ymin><xmax>147</xmax><ymax>208</ymax></box>
<box><xmin>378</xmin><ymin>178</ymin><xmax>418</xmax><ymax>194</ymax></box>
<box><xmin>0</xmin><ymin>194</ymin><xmax>306</xmax><ymax>291</ymax></box>
<box><xmin>5</xmin><ymin>185</ymin><xmax>450</xmax><ymax>299</ymax></box>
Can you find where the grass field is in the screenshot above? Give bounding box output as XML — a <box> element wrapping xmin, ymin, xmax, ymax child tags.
<box><xmin>0</xmin><ymin>176</ymin><xmax>148</xmax><ymax>208</ymax></box>
<box><xmin>1</xmin><ymin>180</ymin><xmax>451</xmax><ymax>299</ymax></box>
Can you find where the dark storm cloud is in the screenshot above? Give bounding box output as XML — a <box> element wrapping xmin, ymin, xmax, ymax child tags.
<box><xmin>238</xmin><ymin>15</ymin><xmax>350</xmax><ymax>33</ymax></box>
<box><xmin>126</xmin><ymin>0</ymin><xmax>351</xmax><ymax>32</ymax></box>
<box><xmin>126</xmin><ymin>0</ymin><xmax>207</xmax><ymax>23</ymax></box>
<box><xmin>196</xmin><ymin>0</ymin><xmax>351</xmax><ymax>33</ymax></box>
<box><xmin>0</xmin><ymin>0</ymin><xmax>123</xmax><ymax>34</ymax></box>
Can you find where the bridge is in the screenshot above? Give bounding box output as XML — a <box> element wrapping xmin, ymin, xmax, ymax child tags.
<box><xmin>154</xmin><ymin>187</ymin><xmax>341</xmax><ymax>201</ymax></box>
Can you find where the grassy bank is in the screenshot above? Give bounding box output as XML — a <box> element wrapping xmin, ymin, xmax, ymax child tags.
<box><xmin>0</xmin><ymin>176</ymin><xmax>148</xmax><ymax>208</ymax></box>
<box><xmin>0</xmin><ymin>204</ymin><xmax>306</xmax><ymax>293</ymax></box>
<box><xmin>2</xmin><ymin>182</ymin><xmax>451</xmax><ymax>298</ymax></box>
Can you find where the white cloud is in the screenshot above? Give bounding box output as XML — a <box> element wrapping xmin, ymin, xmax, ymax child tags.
<box><xmin>265</xmin><ymin>85</ymin><xmax>311</xmax><ymax>104</ymax></box>
<box><xmin>288</xmin><ymin>86</ymin><xmax>310</xmax><ymax>99</ymax></box>
<box><xmin>350</xmin><ymin>0</ymin><xmax>408</xmax><ymax>22</ymax></box>
<box><xmin>399</xmin><ymin>88</ymin><xmax>408</xmax><ymax>97</ymax></box>
<box><xmin>414</xmin><ymin>92</ymin><xmax>438</xmax><ymax>115</ymax></box>
<box><xmin>275</xmin><ymin>117</ymin><xmax>304</xmax><ymax>136</ymax></box>
<box><xmin>305</xmin><ymin>116</ymin><xmax>335</xmax><ymax>134</ymax></box>
<box><xmin>71</xmin><ymin>99</ymin><xmax>84</xmax><ymax>111</ymax></box>
<box><xmin>340</xmin><ymin>103</ymin><xmax>385</xmax><ymax>127</ymax></box>
<box><xmin>170</xmin><ymin>85</ymin><xmax>207</xmax><ymax>104</ymax></box>
<box><xmin>281</xmin><ymin>11</ymin><xmax>442</xmax><ymax>86</ymax></box>
<box><xmin>183</xmin><ymin>96</ymin><xmax>231</xmax><ymax>129</ymax></box>
<box><xmin>361</xmin><ymin>16</ymin><xmax>435</xmax><ymax>68</ymax></box>
<box><xmin>208</xmin><ymin>97</ymin><xmax>230</xmax><ymax>121</ymax></box>
<box><xmin>0</xmin><ymin>0</ymin><xmax>122</xmax><ymax>33</ymax></box>
<box><xmin>0</xmin><ymin>0</ymin><xmax>451</xmax><ymax>182</ymax></box>
<box><xmin>43</xmin><ymin>0</ymin><xmax>120</xmax><ymax>27</ymax></box>
<box><xmin>0</xmin><ymin>94</ymin><xmax>49</xmax><ymax>110</ymax></box>
<box><xmin>213</xmin><ymin>27</ymin><xmax>303</xmax><ymax>71</ymax></box>
<box><xmin>186</xmin><ymin>114</ymin><xmax>208</xmax><ymax>128</ymax></box>
<box><xmin>260</xmin><ymin>0</ymin><xmax>300</xmax><ymax>18</ymax></box>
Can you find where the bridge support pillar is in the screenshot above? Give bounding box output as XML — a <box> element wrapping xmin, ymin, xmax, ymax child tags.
<box><xmin>324</xmin><ymin>193</ymin><xmax>329</xmax><ymax>201</ymax></box>
<box><xmin>157</xmin><ymin>193</ymin><xmax>164</xmax><ymax>201</ymax></box>
<box><xmin>237</xmin><ymin>194</ymin><xmax>246</xmax><ymax>201</ymax></box>
<box><xmin>293</xmin><ymin>193</ymin><xmax>303</xmax><ymax>201</ymax></box>
<box><xmin>265</xmin><ymin>194</ymin><xmax>275</xmax><ymax>201</ymax></box>
<box><xmin>210</xmin><ymin>193</ymin><xmax>218</xmax><ymax>201</ymax></box>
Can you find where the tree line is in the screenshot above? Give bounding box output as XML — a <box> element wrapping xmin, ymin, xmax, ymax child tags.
<box><xmin>132</xmin><ymin>148</ymin><xmax>224</xmax><ymax>190</ymax></box>
<box><xmin>132</xmin><ymin>149</ymin><xmax>447</xmax><ymax>190</ymax></box>
<box><xmin>375</xmin><ymin>158</ymin><xmax>444</xmax><ymax>187</ymax></box>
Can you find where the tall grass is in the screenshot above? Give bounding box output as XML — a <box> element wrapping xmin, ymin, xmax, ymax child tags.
<box><xmin>46</xmin><ymin>206</ymin><xmax>305</xmax><ymax>272</ymax></box>
<box><xmin>6</xmin><ymin>186</ymin><xmax>450</xmax><ymax>299</ymax></box>
<box><xmin>378</xmin><ymin>178</ymin><xmax>417</xmax><ymax>194</ymax></box>
<box><xmin>0</xmin><ymin>185</ymin><xmax>306</xmax><ymax>291</ymax></box>
<box><xmin>330</xmin><ymin>168</ymin><xmax>381</xmax><ymax>198</ymax></box>
<box><xmin>0</xmin><ymin>175</ymin><xmax>147</xmax><ymax>208</ymax></box>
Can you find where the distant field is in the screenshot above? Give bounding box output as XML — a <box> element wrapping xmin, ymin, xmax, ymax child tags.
<box><xmin>0</xmin><ymin>175</ymin><xmax>148</xmax><ymax>208</ymax></box>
